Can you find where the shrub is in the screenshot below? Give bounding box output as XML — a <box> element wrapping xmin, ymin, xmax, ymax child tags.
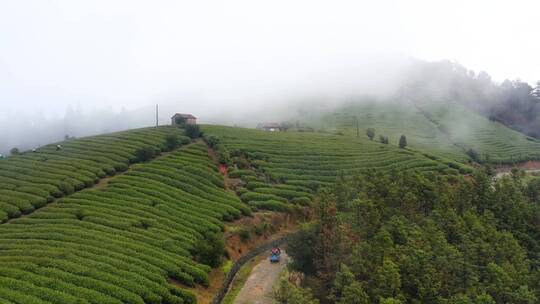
<box><xmin>466</xmin><ymin>148</ymin><xmax>481</xmax><ymax>163</ymax></box>
<box><xmin>240</xmin><ymin>192</ymin><xmax>288</xmax><ymax>203</ymax></box>
<box><xmin>291</xmin><ymin>196</ymin><xmax>311</xmax><ymax>205</ymax></box>
<box><xmin>193</xmin><ymin>231</ymin><xmax>225</xmax><ymax>268</ymax></box>
<box><xmin>10</xmin><ymin>147</ymin><xmax>20</xmax><ymax>155</ymax></box>
<box><xmin>236</xmin><ymin>187</ymin><xmax>249</xmax><ymax>196</ymax></box>
<box><xmin>164</xmin><ymin>134</ymin><xmax>181</xmax><ymax>151</ymax></box>
<box><xmin>135</xmin><ymin>146</ymin><xmax>156</xmax><ymax>162</ymax></box>
<box><xmin>58</xmin><ymin>181</ymin><xmax>74</xmax><ymax>195</ymax></box>
<box><xmin>185</xmin><ymin>124</ymin><xmax>202</xmax><ymax>139</ymax></box>
<box><xmin>238</xmin><ymin>228</ymin><xmax>251</xmax><ymax>242</ymax></box>
<box><xmin>232</xmin><ymin>156</ymin><xmax>251</xmax><ymax>169</ymax></box>
<box><xmin>74</xmin><ymin>209</ymin><xmax>86</xmax><ymax>220</ymax></box>
<box><xmin>399</xmin><ymin>135</ymin><xmax>407</xmax><ymax>149</ymax></box>
<box><xmin>366</xmin><ymin>128</ymin><xmax>375</xmax><ymax>140</ymax></box>
<box><xmin>249</xmin><ymin>200</ymin><xmax>290</xmax><ymax>212</ymax></box>
<box><xmin>229</xmin><ymin>169</ymin><xmax>256</xmax><ymax>178</ymax></box>
<box><xmin>204</xmin><ymin>135</ymin><xmax>220</xmax><ymax>148</ymax></box>
<box><xmin>254</xmin><ymin>222</ymin><xmax>270</xmax><ymax>236</ymax></box>
<box><xmin>180</xmin><ymin>136</ymin><xmax>191</xmax><ymax>145</ymax></box>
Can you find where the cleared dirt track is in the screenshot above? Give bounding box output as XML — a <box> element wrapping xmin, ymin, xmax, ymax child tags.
<box><xmin>234</xmin><ymin>251</ymin><xmax>289</xmax><ymax>304</ymax></box>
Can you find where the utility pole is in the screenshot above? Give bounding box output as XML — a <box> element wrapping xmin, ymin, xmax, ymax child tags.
<box><xmin>155</xmin><ymin>104</ymin><xmax>159</xmax><ymax>127</ymax></box>
<box><xmin>355</xmin><ymin>115</ymin><xmax>359</xmax><ymax>138</ymax></box>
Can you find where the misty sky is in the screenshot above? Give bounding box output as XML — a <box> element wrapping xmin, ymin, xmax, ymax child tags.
<box><xmin>0</xmin><ymin>0</ymin><xmax>539</xmax><ymax>119</ymax></box>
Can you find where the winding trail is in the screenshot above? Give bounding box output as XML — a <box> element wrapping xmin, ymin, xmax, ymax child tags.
<box><xmin>234</xmin><ymin>251</ymin><xmax>289</xmax><ymax>304</ymax></box>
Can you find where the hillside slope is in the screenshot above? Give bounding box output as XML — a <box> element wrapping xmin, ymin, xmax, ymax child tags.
<box><xmin>0</xmin><ymin>126</ymin><xmax>185</xmax><ymax>223</ymax></box>
<box><xmin>0</xmin><ymin>137</ymin><xmax>248</xmax><ymax>303</ymax></box>
<box><xmin>300</xmin><ymin>101</ymin><xmax>540</xmax><ymax>164</ymax></box>
<box><xmin>420</xmin><ymin>102</ymin><xmax>540</xmax><ymax>163</ymax></box>
<box><xmin>203</xmin><ymin>125</ymin><xmax>469</xmax><ymax>211</ymax></box>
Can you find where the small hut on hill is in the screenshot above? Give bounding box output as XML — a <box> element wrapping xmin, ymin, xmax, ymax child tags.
<box><xmin>171</xmin><ymin>113</ymin><xmax>197</xmax><ymax>126</ymax></box>
<box><xmin>257</xmin><ymin>123</ymin><xmax>281</xmax><ymax>132</ymax></box>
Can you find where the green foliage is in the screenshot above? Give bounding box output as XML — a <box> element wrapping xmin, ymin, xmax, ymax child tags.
<box><xmin>164</xmin><ymin>134</ymin><xmax>181</xmax><ymax>151</ymax></box>
<box><xmin>399</xmin><ymin>135</ymin><xmax>407</xmax><ymax>149</ymax></box>
<box><xmin>291</xmin><ymin>196</ymin><xmax>311</xmax><ymax>205</ymax></box>
<box><xmin>238</xmin><ymin>228</ymin><xmax>251</xmax><ymax>242</ymax></box>
<box><xmin>135</xmin><ymin>145</ymin><xmax>156</xmax><ymax>162</ymax></box>
<box><xmin>248</xmin><ymin>200</ymin><xmax>290</xmax><ymax>212</ymax></box>
<box><xmin>372</xmin><ymin>259</ymin><xmax>401</xmax><ymax>300</ymax></box>
<box><xmin>193</xmin><ymin>231</ymin><xmax>225</xmax><ymax>268</ymax></box>
<box><xmin>467</xmin><ymin>148</ymin><xmax>481</xmax><ymax>163</ymax></box>
<box><xmin>287</xmin><ymin>227</ymin><xmax>317</xmax><ymax>275</ymax></box>
<box><xmin>204</xmin><ymin>135</ymin><xmax>220</xmax><ymax>148</ymax></box>
<box><xmin>525</xmin><ymin>178</ymin><xmax>540</xmax><ymax>201</ymax></box>
<box><xmin>0</xmin><ymin>142</ymin><xmax>246</xmax><ymax>303</ymax></box>
<box><xmin>273</xmin><ymin>274</ymin><xmax>319</xmax><ymax>304</ymax></box>
<box><xmin>338</xmin><ymin>281</ymin><xmax>369</xmax><ymax>304</ymax></box>
<box><xmin>202</xmin><ymin>125</ymin><xmax>458</xmax><ymax>212</ymax></box>
<box><xmin>328</xmin><ymin>264</ymin><xmax>355</xmax><ymax>301</ymax></box>
<box><xmin>379</xmin><ymin>135</ymin><xmax>389</xmax><ymax>144</ymax></box>
<box><xmin>310</xmin><ymin>101</ymin><xmax>540</xmax><ymax>164</ymax></box>
<box><xmin>185</xmin><ymin>124</ymin><xmax>202</xmax><ymax>139</ymax></box>
<box><xmin>254</xmin><ymin>222</ymin><xmax>269</xmax><ymax>236</ymax></box>
<box><xmin>10</xmin><ymin>147</ymin><xmax>20</xmax><ymax>155</ymax></box>
<box><xmin>289</xmin><ymin>171</ymin><xmax>540</xmax><ymax>304</ymax></box>
<box><xmin>366</xmin><ymin>128</ymin><xmax>376</xmax><ymax>140</ymax></box>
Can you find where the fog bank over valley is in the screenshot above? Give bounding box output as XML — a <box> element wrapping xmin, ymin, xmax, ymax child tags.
<box><xmin>1</xmin><ymin>0</ymin><xmax>539</xmax><ymax>154</ymax></box>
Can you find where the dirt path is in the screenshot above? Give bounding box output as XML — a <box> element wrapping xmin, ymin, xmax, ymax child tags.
<box><xmin>234</xmin><ymin>251</ymin><xmax>289</xmax><ymax>304</ymax></box>
<box><xmin>206</xmin><ymin>145</ymin><xmax>243</xmax><ymax>190</ymax></box>
<box><xmin>493</xmin><ymin>161</ymin><xmax>540</xmax><ymax>180</ymax></box>
<box><xmin>495</xmin><ymin>169</ymin><xmax>540</xmax><ymax>180</ymax></box>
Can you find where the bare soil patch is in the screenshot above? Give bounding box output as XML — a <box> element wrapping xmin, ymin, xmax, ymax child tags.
<box><xmin>494</xmin><ymin>160</ymin><xmax>540</xmax><ymax>173</ymax></box>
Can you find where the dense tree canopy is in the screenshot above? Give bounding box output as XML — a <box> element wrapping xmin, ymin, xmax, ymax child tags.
<box><xmin>288</xmin><ymin>170</ymin><xmax>540</xmax><ymax>304</ymax></box>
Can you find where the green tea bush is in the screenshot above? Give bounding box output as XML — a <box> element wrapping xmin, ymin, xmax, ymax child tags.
<box><xmin>249</xmin><ymin>200</ymin><xmax>290</xmax><ymax>212</ymax></box>
<box><xmin>135</xmin><ymin>146</ymin><xmax>156</xmax><ymax>162</ymax></box>
<box><xmin>291</xmin><ymin>196</ymin><xmax>311</xmax><ymax>205</ymax></box>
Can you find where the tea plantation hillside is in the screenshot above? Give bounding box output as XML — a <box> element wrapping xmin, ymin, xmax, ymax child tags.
<box><xmin>0</xmin><ymin>142</ymin><xmax>248</xmax><ymax>304</ymax></box>
<box><xmin>310</xmin><ymin>102</ymin><xmax>468</xmax><ymax>162</ymax></box>
<box><xmin>303</xmin><ymin>101</ymin><xmax>540</xmax><ymax>164</ymax></box>
<box><xmin>0</xmin><ymin>126</ymin><xmax>189</xmax><ymax>223</ymax></box>
<box><xmin>420</xmin><ymin>102</ymin><xmax>540</xmax><ymax>163</ymax></box>
<box><xmin>0</xmin><ymin>112</ymin><xmax>538</xmax><ymax>303</ymax></box>
<box><xmin>202</xmin><ymin>125</ymin><xmax>471</xmax><ymax>211</ymax></box>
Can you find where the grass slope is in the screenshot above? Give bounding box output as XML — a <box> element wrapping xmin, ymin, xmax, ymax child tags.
<box><xmin>0</xmin><ymin>141</ymin><xmax>248</xmax><ymax>304</ymax></box>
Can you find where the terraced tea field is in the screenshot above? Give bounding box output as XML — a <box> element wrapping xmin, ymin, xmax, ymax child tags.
<box><xmin>304</xmin><ymin>101</ymin><xmax>540</xmax><ymax>164</ymax></box>
<box><xmin>422</xmin><ymin>102</ymin><xmax>540</xmax><ymax>163</ymax></box>
<box><xmin>0</xmin><ymin>142</ymin><xmax>248</xmax><ymax>304</ymax></box>
<box><xmin>203</xmin><ymin>125</ymin><xmax>468</xmax><ymax>211</ymax></box>
<box><xmin>0</xmin><ymin>126</ymin><xmax>189</xmax><ymax>223</ymax></box>
<box><xmin>310</xmin><ymin>102</ymin><xmax>469</xmax><ymax>162</ymax></box>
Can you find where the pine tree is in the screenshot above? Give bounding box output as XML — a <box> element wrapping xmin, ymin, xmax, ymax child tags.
<box><xmin>399</xmin><ymin>135</ymin><xmax>407</xmax><ymax>149</ymax></box>
<box><xmin>366</xmin><ymin>128</ymin><xmax>376</xmax><ymax>140</ymax></box>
